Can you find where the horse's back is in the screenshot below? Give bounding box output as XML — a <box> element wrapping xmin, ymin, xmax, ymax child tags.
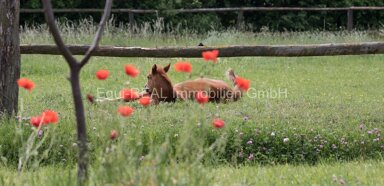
<box><xmin>174</xmin><ymin>78</ymin><xmax>232</xmax><ymax>102</ymax></box>
<box><xmin>174</xmin><ymin>78</ymin><xmax>230</xmax><ymax>90</ymax></box>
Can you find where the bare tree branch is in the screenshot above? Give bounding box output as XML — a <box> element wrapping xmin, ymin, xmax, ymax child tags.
<box><xmin>41</xmin><ymin>0</ymin><xmax>114</xmax><ymax>184</ymax></box>
<box><xmin>80</xmin><ymin>0</ymin><xmax>113</xmax><ymax>68</ymax></box>
<box><xmin>42</xmin><ymin>0</ymin><xmax>78</xmax><ymax>69</ymax></box>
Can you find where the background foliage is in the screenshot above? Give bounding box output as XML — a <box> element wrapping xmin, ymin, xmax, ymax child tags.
<box><xmin>20</xmin><ymin>0</ymin><xmax>384</xmax><ymax>32</ymax></box>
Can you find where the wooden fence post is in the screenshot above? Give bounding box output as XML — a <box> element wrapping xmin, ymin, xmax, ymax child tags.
<box><xmin>236</xmin><ymin>10</ymin><xmax>244</xmax><ymax>30</ymax></box>
<box><xmin>128</xmin><ymin>11</ymin><xmax>135</xmax><ymax>30</ymax></box>
<box><xmin>347</xmin><ymin>8</ymin><xmax>353</xmax><ymax>31</ymax></box>
<box><xmin>155</xmin><ymin>10</ymin><xmax>159</xmax><ymax>19</ymax></box>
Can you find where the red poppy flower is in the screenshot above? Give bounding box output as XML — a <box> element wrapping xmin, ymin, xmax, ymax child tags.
<box><xmin>86</xmin><ymin>94</ymin><xmax>94</xmax><ymax>104</ymax></box>
<box><xmin>202</xmin><ymin>50</ymin><xmax>219</xmax><ymax>62</ymax></box>
<box><xmin>174</xmin><ymin>61</ymin><xmax>192</xmax><ymax>73</ymax></box>
<box><xmin>125</xmin><ymin>64</ymin><xmax>140</xmax><ymax>78</ymax></box>
<box><xmin>138</xmin><ymin>96</ymin><xmax>151</xmax><ymax>107</ymax></box>
<box><xmin>110</xmin><ymin>130</ymin><xmax>118</xmax><ymax>140</ymax></box>
<box><xmin>96</xmin><ymin>69</ymin><xmax>109</xmax><ymax>80</ymax></box>
<box><xmin>195</xmin><ymin>91</ymin><xmax>209</xmax><ymax>104</ymax></box>
<box><xmin>30</xmin><ymin>116</ymin><xmax>42</xmax><ymax>127</ymax></box>
<box><xmin>235</xmin><ymin>77</ymin><xmax>250</xmax><ymax>91</ymax></box>
<box><xmin>212</xmin><ymin>118</ymin><xmax>225</xmax><ymax>128</ymax></box>
<box><xmin>120</xmin><ymin>89</ymin><xmax>139</xmax><ymax>101</ymax></box>
<box><xmin>17</xmin><ymin>78</ymin><xmax>35</xmax><ymax>92</ymax></box>
<box><xmin>118</xmin><ymin>106</ymin><xmax>134</xmax><ymax>117</ymax></box>
<box><xmin>41</xmin><ymin>110</ymin><xmax>59</xmax><ymax>124</ymax></box>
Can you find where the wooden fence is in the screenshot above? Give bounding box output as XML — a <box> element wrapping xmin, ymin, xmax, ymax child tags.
<box><xmin>20</xmin><ymin>42</ymin><xmax>384</xmax><ymax>57</ymax></box>
<box><xmin>20</xmin><ymin>6</ymin><xmax>384</xmax><ymax>31</ymax></box>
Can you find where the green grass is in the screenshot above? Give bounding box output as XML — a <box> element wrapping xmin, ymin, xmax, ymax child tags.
<box><xmin>1</xmin><ymin>24</ymin><xmax>384</xmax><ymax>185</ymax></box>
<box><xmin>212</xmin><ymin>161</ymin><xmax>384</xmax><ymax>185</ymax></box>
<box><xmin>1</xmin><ymin>161</ymin><xmax>383</xmax><ymax>185</ymax></box>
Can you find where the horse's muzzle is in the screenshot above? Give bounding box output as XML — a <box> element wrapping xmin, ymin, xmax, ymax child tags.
<box><xmin>144</xmin><ymin>85</ymin><xmax>150</xmax><ymax>93</ymax></box>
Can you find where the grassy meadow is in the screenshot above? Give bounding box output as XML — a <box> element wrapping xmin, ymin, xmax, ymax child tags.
<box><xmin>0</xmin><ymin>22</ymin><xmax>384</xmax><ymax>185</ymax></box>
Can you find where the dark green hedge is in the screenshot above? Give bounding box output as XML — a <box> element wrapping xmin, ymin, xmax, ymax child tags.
<box><xmin>20</xmin><ymin>0</ymin><xmax>384</xmax><ymax>32</ymax></box>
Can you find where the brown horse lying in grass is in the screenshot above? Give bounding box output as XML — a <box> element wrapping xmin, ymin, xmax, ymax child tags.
<box><xmin>143</xmin><ymin>64</ymin><xmax>245</xmax><ymax>104</ymax></box>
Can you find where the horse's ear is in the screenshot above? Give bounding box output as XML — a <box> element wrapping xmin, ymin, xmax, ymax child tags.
<box><xmin>152</xmin><ymin>64</ymin><xmax>157</xmax><ymax>74</ymax></box>
<box><xmin>164</xmin><ymin>63</ymin><xmax>171</xmax><ymax>73</ymax></box>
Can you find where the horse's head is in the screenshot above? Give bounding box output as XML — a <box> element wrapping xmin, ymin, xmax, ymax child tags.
<box><xmin>144</xmin><ymin>64</ymin><xmax>175</xmax><ymax>102</ymax></box>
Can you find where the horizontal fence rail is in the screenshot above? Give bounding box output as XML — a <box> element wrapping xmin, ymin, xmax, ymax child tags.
<box><xmin>20</xmin><ymin>6</ymin><xmax>384</xmax><ymax>13</ymax></box>
<box><xmin>21</xmin><ymin>8</ymin><xmax>158</xmax><ymax>14</ymax></box>
<box><xmin>20</xmin><ymin>42</ymin><xmax>384</xmax><ymax>57</ymax></box>
<box><xmin>20</xmin><ymin>6</ymin><xmax>384</xmax><ymax>31</ymax></box>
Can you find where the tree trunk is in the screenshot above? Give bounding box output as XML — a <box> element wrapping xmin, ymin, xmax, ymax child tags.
<box><xmin>0</xmin><ymin>0</ymin><xmax>20</xmax><ymax>116</ymax></box>
<box><xmin>70</xmin><ymin>69</ymin><xmax>88</xmax><ymax>184</ymax></box>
